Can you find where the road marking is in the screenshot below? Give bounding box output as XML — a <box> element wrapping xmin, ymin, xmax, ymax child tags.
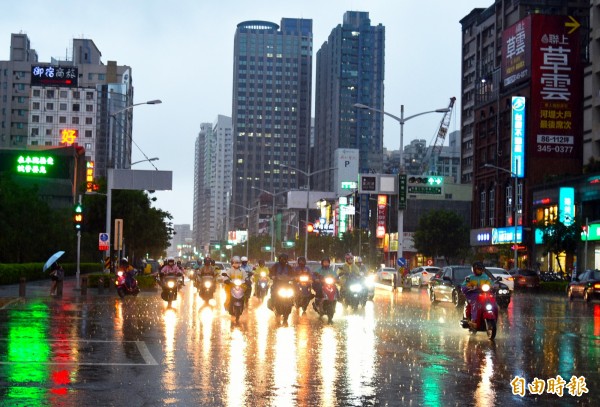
<box><xmin>136</xmin><ymin>340</ymin><xmax>158</xmax><ymax>365</ymax></box>
<box><xmin>0</xmin><ymin>298</ymin><xmax>23</xmax><ymax>309</ymax></box>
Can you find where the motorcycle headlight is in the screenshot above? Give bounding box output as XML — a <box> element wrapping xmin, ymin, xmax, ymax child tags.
<box><xmin>204</xmin><ymin>281</ymin><xmax>212</xmax><ymax>288</ymax></box>
<box><xmin>278</xmin><ymin>288</ymin><xmax>294</xmax><ymax>298</ymax></box>
<box><xmin>350</xmin><ymin>284</ymin><xmax>362</xmax><ymax>293</ymax></box>
<box><xmin>233</xmin><ymin>279</ymin><xmax>243</xmax><ymax>286</ymax></box>
<box><xmin>324</xmin><ymin>277</ymin><xmax>335</xmax><ymax>285</ymax></box>
<box><xmin>189</xmin><ymin>271</ymin><xmax>194</xmax><ymax>276</ymax></box>
<box><xmin>367</xmin><ymin>274</ymin><xmax>376</xmax><ymax>282</ymax></box>
<box><xmin>485</xmin><ymin>304</ymin><xmax>493</xmax><ymax>311</ymax></box>
<box><xmin>117</xmin><ymin>271</ymin><xmax>123</xmax><ymax>277</ymax></box>
<box><xmin>481</xmin><ymin>284</ymin><xmax>491</xmax><ymax>292</ymax></box>
<box><xmin>167</xmin><ymin>281</ymin><xmax>175</xmax><ymax>288</ymax></box>
<box><xmin>260</xmin><ymin>282</ymin><xmax>266</xmax><ymax>287</ymax></box>
<box><xmin>260</xmin><ymin>271</ymin><xmax>267</xmax><ymax>277</ymax></box>
<box><xmin>299</xmin><ymin>275</ymin><xmax>310</xmax><ymax>282</ymax></box>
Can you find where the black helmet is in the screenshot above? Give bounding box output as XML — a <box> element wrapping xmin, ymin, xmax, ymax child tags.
<box><xmin>321</xmin><ymin>256</ymin><xmax>330</xmax><ymax>266</ymax></box>
<box><xmin>278</xmin><ymin>253</ymin><xmax>289</xmax><ymax>261</ymax></box>
<box><xmin>472</xmin><ymin>262</ymin><xmax>485</xmax><ymax>274</ymax></box>
<box><xmin>204</xmin><ymin>258</ymin><xmax>211</xmax><ymax>265</ymax></box>
<box><xmin>258</xmin><ymin>259</ymin><xmax>265</xmax><ymax>266</ymax></box>
<box><xmin>297</xmin><ymin>256</ymin><xmax>306</xmax><ymax>265</ymax></box>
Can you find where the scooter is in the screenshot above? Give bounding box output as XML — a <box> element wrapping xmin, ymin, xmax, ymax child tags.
<box><xmin>270</xmin><ymin>278</ymin><xmax>295</xmax><ymax>325</ymax></box>
<box><xmin>255</xmin><ymin>270</ymin><xmax>270</xmax><ymax>301</ymax></box>
<box><xmin>223</xmin><ymin>274</ymin><xmax>247</xmax><ymax>324</ymax></box>
<box><xmin>159</xmin><ymin>275</ymin><xmax>179</xmax><ymax>307</ymax></box>
<box><xmin>460</xmin><ymin>282</ymin><xmax>499</xmax><ymax>340</ymax></box>
<box><xmin>341</xmin><ymin>274</ymin><xmax>368</xmax><ymax>310</ymax></box>
<box><xmin>313</xmin><ymin>276</ymin><xmax>339</xmax><ymax>323</ymax></box>
<box><xmin>197</xmin><ymin>274</ymin><xmax>216</xmax><ymax>303</ymax></box>
<box><xmin>294</xmin><ymin>272</ymin><xmax>314</xmax><ymax>313</ymax></box>
<box><xmin>115</xmin><ymin>269</ymin><xmax>140</xmax><ymax>298</ymax></box>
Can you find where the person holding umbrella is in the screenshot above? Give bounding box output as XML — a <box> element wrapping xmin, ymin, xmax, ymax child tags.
<box><xmin>49</xmin><ymin>262</ymin><xmax>65</xmax><ymax>296</ymax></box>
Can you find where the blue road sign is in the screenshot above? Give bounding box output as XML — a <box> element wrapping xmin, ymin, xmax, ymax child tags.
<box><xmin>397</xmin><ymin>257</ymin><xmax>407</xmax><ymax>268</ymax></box>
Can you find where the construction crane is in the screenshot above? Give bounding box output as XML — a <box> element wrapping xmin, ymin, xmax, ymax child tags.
<box><xmin>421</xmin><ymin>97</ymin><xmax>456</xmax><ymax>175</ymax></box>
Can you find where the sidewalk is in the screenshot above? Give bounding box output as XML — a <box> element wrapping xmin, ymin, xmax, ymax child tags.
<box><xmin>0</xmin><ymin>274</ymin><xmax>107</xmax><ymax>300</ymax></box>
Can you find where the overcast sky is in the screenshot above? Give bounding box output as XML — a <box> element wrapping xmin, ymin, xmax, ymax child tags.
<box><xmin>1</xmin><ymin>0</ymin><xmax>486</xmax><ymax>226</ymax></box>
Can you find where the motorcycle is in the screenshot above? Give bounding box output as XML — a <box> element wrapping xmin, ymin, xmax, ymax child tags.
<box><xmin>313</xmin><ymin>276</ymin><xmax>339</xmax><ymax>323</ymax></box>
<box><xmin>341</xmin><ymin>274</ymin><xmax>369</xmax><ymax>310</ymax></box>
<box><xmin>294</xmin><ymin>272</ymin><xmax>314</xmax><ymax>313</ymax></box>
<box><xmin>255</xmin><ymin>270</ymin><xmax>270</xmax><ymax>301</ymax></box>
<box><xmin>270</xmin><ymin>278</ymin><xmax>295</xmax><ymax>325</ymax></box>
<box><xmin>363</xmin><ymin>272</ymin><xmax>376</xmax><ymax>301</ymax></box>
<box><xmin>115</xmin><ymin>269</ymin><xmax>140</xmax><ymax>298</ymax></box>
<box><xmin>223</xmin><ymin>274</ymin><xmax>247</xmax><ymax>324</ymax></box>
<box><xmin>460</xmin><ymin>282</ymin><xmax>499</xmax><ymax>340</ymax></box>
<box><xmin>159</xmin><ymin>275</ymin><xmax>179</xmax><ymax>307</ymax></box>
<box><xmin>197</xmin><ymin>274</ymin><xmax>216</xmax><ymax>303</ymax></box>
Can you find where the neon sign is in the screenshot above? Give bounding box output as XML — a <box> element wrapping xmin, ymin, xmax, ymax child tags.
<box><xmin>60</xmin><ymin>129</ymin><xmax>78</xmax><ymax>145</ymax></box>
<box><xmin>16</xmin><ymin>155</ymin><xmax>55</xmax><ymax>175</ymax></box>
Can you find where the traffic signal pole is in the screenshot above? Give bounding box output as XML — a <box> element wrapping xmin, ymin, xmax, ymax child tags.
<box><xmin>76</xmin><ymin>194</ymin><xmax>82</xmax><ymax>289</ymax></box>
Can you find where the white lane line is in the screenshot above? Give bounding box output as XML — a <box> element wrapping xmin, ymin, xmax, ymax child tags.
<box><xmin>136</xmin><ymin>340</ymin><xmax>158</xmax><ymax>365</ymax></box>
<box><xmin>0</xmin><ymin>298</ymin><xmax>23</xmax><ymax>310</ymax></box>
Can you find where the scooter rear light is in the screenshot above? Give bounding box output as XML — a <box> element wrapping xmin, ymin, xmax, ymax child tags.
<box><xmin>204</xmin><ymin>281</ymin><xmax>212</xmax><ymax>288</ymax></box>
<box><xmin>594</xmin><ymin>283</ymin><xmax>600</xmax><ymax>290</ymax></box>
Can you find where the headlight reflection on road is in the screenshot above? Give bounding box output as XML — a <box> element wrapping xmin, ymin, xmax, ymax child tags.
<box><xmin>226</xmin><ymin>329</ymin><xmax>247</xmax><ymax>407</ymax></box>
<box><xmin>162</xmin><ymin>308</ymin><xmax>179</xmax><ymax>395</ymax></box>
<box><xmin>273</xmin><ymin>327</ymin><xmax>296</xmax><ymax>406</ymax></box>
<box><xmin>345</xmin><ymin>314</ymin><xmax>376</xmax><ymax>401</ymax></box>
<box><xmin>474</xmin><ymin>350</ymin><xmax>496</xmax><ymax>407</ymax></box>
<box><xmin>319</xmin><ymin>326</ymin><xmax>338</xmax><ymax>407</ymax></box>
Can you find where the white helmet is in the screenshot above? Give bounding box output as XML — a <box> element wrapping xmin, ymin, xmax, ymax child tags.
<box><xmin>241</xmin><ymin>256</ymin><xmax>248</xmax><ymax>262</ymax></box>
<box><xmin>231</xmin><ymin>256</ymin><xmax>241</xmax><ymax>263</ymax></box>
<box><xmin>356</xmin><ymin>256</ymin><xmax>363</xmax><ymax>263</ymax></box>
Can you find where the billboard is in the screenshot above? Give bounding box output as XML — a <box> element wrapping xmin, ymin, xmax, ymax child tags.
<box><xmin>502</xmin><ymin>16</ymin><xmax>531</xmax><ymax>87</ymax></box>
<box><xmin>334</xmin><ymin>148</ymin><xmax>359</xmax><ymax>197</ymax></box>
<box><xmin>530</xmin><ymin>15</ymin><xmax>582</xmax><ymax>160</ymax></box>
<box><xmin>31</xmin><ymin>65</ymin><xmax>78</xmax><ymax>87</ymax></box>
<box><xmin>511</xmin><ymin>97</ymin><xmax>526</xmax><ymax>178</ymax></box>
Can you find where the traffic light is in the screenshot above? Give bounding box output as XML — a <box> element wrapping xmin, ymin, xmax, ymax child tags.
<box><xmin>73</xmin><ymin>203</ymin><xmax>83</xmax><ymax>230</ymax></box>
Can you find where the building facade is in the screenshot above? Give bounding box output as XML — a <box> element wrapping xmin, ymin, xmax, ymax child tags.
<box><xmin>314</xmin><ymin>11</ymin><xmax>385</xmax><ymax>192</ymax></box>
<box><xmin>1</xmin><ymin>34</ymin><xmax>133</xmax><ymax>178</ymax></box>
<box><xmin>193</xmin><ymin>115</ymin><xmax>233</xmax><ymax>254</ymax></box>
<box><xmin>230</xmin><ymin>19</ymin><xmax>313</xmax><ymax>229</ymax></box>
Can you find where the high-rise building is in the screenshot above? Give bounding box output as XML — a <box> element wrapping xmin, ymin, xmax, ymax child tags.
<box><xmin>314</xmin><ymin>11</ymin><xmax>385</xmax><ymax>192</ymax></box>
<box><xmin>193</xmin><ymin>115</ymin><xmax>233</xmax><ymax>254</ymax></box>
<box><xmin>0</xmin><ymin>33</ymin><xmax>133</xmax><ymax>177</ymax></box>
<box><xmin>230</xmin><ymin>19</ymin><xmax>313</xmax><ymax>228</ymax></box>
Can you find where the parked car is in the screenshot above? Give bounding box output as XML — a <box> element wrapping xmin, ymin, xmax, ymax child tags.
<box><xmin>429</xmin><ymin>265</ymin><xmax>472</xmax><ymax>307</ymax></box>
<box><xmin>567</xmin><ymin>269</ymin><xmax>600</xmax><ymax>302</ymax></box>
<box><xmin>409</xmin><ymin>266</ymin><xmax>441</xmax><ymax>287</ymax></box>
<box><xmin>376</xmin><ymin>267</ymin><xmax>397</xmax><ymax>283</ymax></box>
<box><xmin>509</xmin><ymin>268</ymin><xmax>541</xmax><ymax>289</ymax></box>
<box><xmin>486</xmin><ymin>267</ymin><xmax>515</xmax><ymax>291</ymax></box>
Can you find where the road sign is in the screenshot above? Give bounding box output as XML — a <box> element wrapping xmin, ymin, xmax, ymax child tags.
<box><xmin>261</xmin><ymin>246</ymin><xmax>273</xmax><ymax>253</ymax></box>
<box><xmin>114</xmin><ymin>219</ymin><xmax>123</xmax><ymax>250</ymax></box>
<box><xmin>397</xmin><ymin>257</ymin><xmax>407</xmax><ymax>268</ymax></box>
<box><xmin>99</xmin><ymin>233</ymin><xmax>109</xmax><ymax>251</ymax></box>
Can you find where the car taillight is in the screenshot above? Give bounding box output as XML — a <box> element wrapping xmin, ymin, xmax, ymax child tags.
<box><xmin>507</xmin><ymin>277</ymin><xmax>514</xmax><ymax>281</ymax></box>
<box><xmin>594</xmin><ymin>283</ymin><xmax>600</xmax><ymax>290</ymax></box>
<box><xmin>423</xmin><ymin>272</ymin><xmax>428</xmax><ymax>275</ymax></box>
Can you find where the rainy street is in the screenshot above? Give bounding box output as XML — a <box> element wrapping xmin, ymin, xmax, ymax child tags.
<box><xmin>1</xmin><ymin>282</ymin><xmax>599</xmax><ymax>406</ymax></box>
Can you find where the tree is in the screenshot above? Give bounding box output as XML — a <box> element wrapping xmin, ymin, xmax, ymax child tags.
<box><xmin>538</xmin><ymin>217</ymin><xmax>581</xmax><ymax>274</ymax></box>
<box><xmin>413</xmin><ymin>209</ymin><xmax>470</xmax><ymax>265</ymax></box>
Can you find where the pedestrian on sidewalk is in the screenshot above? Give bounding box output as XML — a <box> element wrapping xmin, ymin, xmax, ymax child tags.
<box><xmin>49</xmin><ymin>262</ymin><xmax>64</xmax><ymax>295</ymax></box>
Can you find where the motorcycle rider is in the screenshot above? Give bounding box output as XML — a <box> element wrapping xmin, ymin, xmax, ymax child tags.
<box><xmin>312</xmin><ymin>256</ymin><xmax>338</xmax><ymax>309</ymax></box>
<box><xmin>253</xmin><ymin>259</ymin><xmax>270</xmax><ymax>296</ymax></box>
<box><xmin>294</xmin><ymin>256</ymin><xmax>311</xmax><ymax>274</ymax></box>
<box><xmin>356</xmin><ymin>256</ymin><xmax>368</xmax><ymax>274</ymax></box>
<box><xmin>197</xmin><ymin>257</ymin><xmax>217</xmax><ymax>278</ymax></box>
<box><xmin>267</xmin><ymin>253</ymin><xmax>296</xmax><ymax>310</ymax></box>
<box><xmin>118</xmin><ymin>257</ymin><xmax>136</xmax><ymax>291</ymax></box>
<box><xmin>337</xmin><ymin>252</ymin><xmax>360</xmax><ymax>298</ymax></box>
<box><xmin>223</xmin><ymin>256</ymin><xmax>249</xmax><ymax>312</ymax></box>
<box><xmin>176</xmin><ymin>260</ymin><xmax>186</xmax><ymax>286</ymax></box>
<box><xmin>461</xmin><ymin>261</ymin><xmax>493</xmax><ymax>330</ymax></box>
<box><xmin>158</xmin><ymin>257</ymin><xmax>184</xmax><ymax>287</ymax></box>
<box><xmin>240</xmin><ymin>256</ymin><xmax>253</xmax><ymax>303</ymax></box>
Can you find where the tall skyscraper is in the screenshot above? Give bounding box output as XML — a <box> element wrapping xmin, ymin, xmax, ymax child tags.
<box><xmin>314</xmin><ymin>11</ymin><xmax>385</xmax><ymax>192</ymax></box>
<box><xmin>193</xmin><ymin>115</ymin><xmax>233</xmax><ymax>254</ymax></box>
<box><xmin>231</xmin><ymin>19</ymin><xmax>313</xmax><ymax>228</ymax></box>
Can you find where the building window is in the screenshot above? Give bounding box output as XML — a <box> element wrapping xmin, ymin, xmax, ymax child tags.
<box><xmin>59</xmin><ymin>116</ymin><xmax>66</xmax><ymax>124</ymax></box>
<box><xmin>31</xmin><ymin>127</ymin><xmax>39</xmax><ymax>137</ymax></box>
<box><xmin>506</xmin><ymin>185</ymin><xmax>513</xmax><ymax>226</ymax></box>
<box><xmin>46</xmin><ymin>128</ymin><xmax>52</xmax><ymax>136</ymax></box>
<box><xmin>85</xmin><ymin>104</ymin><xmax>93</xmax><ymax>112</ymax></box>
<box><xmin>46</xmin><ymin>90</ymin><xmax>55</xmax><ymax>99</ymax></box>
<box><xmin>72</xmin><ymin>116</ymin><xmax>79</xmax><ymax>124</ymax></box>
<box><xmin>32</xmin><ymin>102</ymin><xmax>40</xmax><ymax>110</ymax></box>
<box><xmin>72</xmin><ymin>104</ymin><xmax>80</xmax><ymax>112</ymax></box>
<box><xmin>85</xmin><ymin>117</ymin><xmax>93</xmax><ymax>125</ymax></box>
<box><xmin>488</xmin><ymin>188</ymin><xmax>495</xmax><ymax>227</ymax></box>
<box><xmin>59</xmin><ymin>103</ymin><xmax>67</xmax><ymax>111</ymax></box>
<box><xmin>60</xmin><ymin>90</ymin><xmax>68</xmax><ymax>98</ymax></box>
<box><xmin>85</xmin><ymin>129</ymin><xmax>92</xmax><ymax>138</ymax></box>
<box><xmin>46</xmin><ymin>102</ymin><xmax>54</xmax><ymax>110</ymax></box>
<box><xmin>45</xmin><ymin>115</ymin><xmax>53</xmax><ymax>123</ymax></box>
<box><xmin>86</xmin><ymin>92</ymin><xmax>94</xmax><ymax>100</ymax></box>
<box><xmin>98</xmin><ymin>73</ymin><xmax>105</xmax><ymax>80</ymax></box>
<box><xmin>72</xmin><ymin>91</ymin><xmax>80</xmax><ymax>99</ymax></box>
<box><xmin>480</xmin><ymin>190</ymin><xmax>486</xmax><ymax>228</ymax></box>
<box><xmin>32</xmin><ymin>115</ymin><xmax>39</xmax><ymax>123</ymax></box>
<box><xmin>88</xmin><ymin>73</ymin><xmax>94</xmax><ymax>80</ymax></box>
<box><xmin>33</xmin><ymin>89</ymin><xmax>41</xmax><ymax>97</ymax></box>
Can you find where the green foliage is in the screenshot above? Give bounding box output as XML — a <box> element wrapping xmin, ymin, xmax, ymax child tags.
<box><xmin>538</xmin><ymin>217</ymin><xmax>581</xmax><ymax>273</ymax></box>
<box><xmin>0</xmin><ymin>263</ymin><xmax>103</xmax><ymax>284</ymax></box>
<box><xmin>413</xmin><ymin>209</ymin><xmax>470</xmax><ymax>264</ymax></box>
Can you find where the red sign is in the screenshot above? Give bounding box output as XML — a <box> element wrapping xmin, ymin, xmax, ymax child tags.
<box><xmin>530</xmin><ymin>15</ymin><xmax>582</xmax><ymax>160</ymax></box>
<box><xmin>502</xmin><ymin>16</ymin><xmax>531</xmax><ymax>87</ymax></box>
<box><xmin>376</xmin><ymin>195</ymin><xmax>387</xmax><ymax>238</ymax></box>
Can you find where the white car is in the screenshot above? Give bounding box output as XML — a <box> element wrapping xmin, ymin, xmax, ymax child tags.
<box><xmin>409</xmin><ymin>266</ymin><xmax>441</xmax><ymax>287</ymax></box>
<box><xmin>486</xmin><ymin>267</ymin><xmax>515</xmax><ymax>291</ymax></box>
<box><xmin>376</xmin><ymin>267</ymin><xmax>397</xmax><ymax>282</ymax></box>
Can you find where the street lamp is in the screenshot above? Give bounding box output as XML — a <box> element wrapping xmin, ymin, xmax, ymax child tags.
<box><xmin>130</xmin><ymin>157</ymin><xmax>159</xmax><ymax>167</ymax></box>
<box><xmin>231</xmin><ymin>203</ymin><xmax>266</xmax><ymax>258</ymax></box>
<box><xmin>279</xmin><ymin>164</ymin><xmax>336</xmax><ymax>259</ymax></box>
<box><xmin>104</xmin><ymin>99</ymin><xmax>162</xmax><ymax>271</ymax></box>
<box><xmin>483</xmin><ymin>163</ymin><xmax>520</xmax><ymax>270</ymax></box>
<box><xmin>353</xmin><ymin>103</ymin><xmax>449</xmax><ymax>262</ymax></box>
<box><xmin>251</xmin><ymin>187</ymin><xmax>288</xmax><ymax>261</ymax></box>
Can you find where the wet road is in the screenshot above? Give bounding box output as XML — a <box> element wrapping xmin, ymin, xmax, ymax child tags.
<box><xmin>0</xmin><ymin>282</ymin><xmax>599</xmax><ymax>406</ymax></box>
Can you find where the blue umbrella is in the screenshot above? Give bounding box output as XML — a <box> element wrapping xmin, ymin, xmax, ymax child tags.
<box><xmin>43</xmin><ymin>251</ymin><xmax>65</xmax><ymax>272</ymax></box>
